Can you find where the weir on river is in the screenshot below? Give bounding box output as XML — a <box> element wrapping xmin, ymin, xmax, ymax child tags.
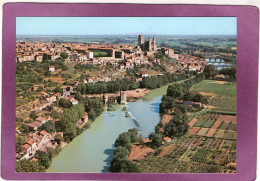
<box><xmin>46</xmin><ymin>84</ymin><xmax>169</xmax><ymax>173</ymax></box>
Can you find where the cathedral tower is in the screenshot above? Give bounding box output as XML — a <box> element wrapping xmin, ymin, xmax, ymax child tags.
<box><xmin>138</xmin><ymin>33</ymin><xmax>144</xmax><ymax>48</ymax></box>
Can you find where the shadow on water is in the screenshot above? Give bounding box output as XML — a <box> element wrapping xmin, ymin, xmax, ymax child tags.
<box><xmin>150</xmin><ymin>102</ymin><xmax>160</xmax><ymax>114</ymax></box>
<box><xmin>101</xmin><ymin>145</ymin><xmax>115</xmax><ymax>173</ymax></box>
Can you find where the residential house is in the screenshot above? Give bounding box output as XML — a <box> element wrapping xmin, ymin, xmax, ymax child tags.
<box><xmin>19</xmin><ymin>138</ymin><xmax>37</xmax><ymax>159</ymax></box>
<box><xmin>66</xmin><ymin>97</ymin><xmax>78</xmax><ymax>105</ymax></box>
<box><xmin>75</xmin><ymin>112</ymin><xmax>88</xmax><ymax>128</ymax></box>
<box><xmin>49</xmin><ymin>65</ymin><xmax>55</xmax><ymax>72</ymax></box>
<box><xmin>141</xmin><ymin>72</ymin><xmax>149</xmax><ymax>78</ymax></box>
<box><xmin>32</xmin><ymin>84</ymin><xmax>44</xmax><ymax>91</ymax></box>
<box><xmin>163</xmin><ymin>137</ymin><xmax>171</xmax><ymax>143</ymax></box>
<box><xmin>27</xmin><ymin>117</ymin><xmax>46</xmax><ymax>131</ymax></box>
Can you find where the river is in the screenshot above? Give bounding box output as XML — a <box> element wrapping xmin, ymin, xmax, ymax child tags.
<box><xmin>46</xmin><ymin>84</ymin><xmax>169</xmax><ymax>173</ymax></box>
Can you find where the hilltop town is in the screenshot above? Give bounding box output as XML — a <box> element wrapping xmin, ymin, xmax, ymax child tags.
<box><xmin>15</xmin><ymin>34</ymin><xmax>236</xmax><ymax>173</ymax></box>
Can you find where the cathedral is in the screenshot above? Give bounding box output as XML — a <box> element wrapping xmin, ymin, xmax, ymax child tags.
<box><xmin>138</xmin><ymin>34</ymin><xmax>157</xmax><ymax>55</ymax></box>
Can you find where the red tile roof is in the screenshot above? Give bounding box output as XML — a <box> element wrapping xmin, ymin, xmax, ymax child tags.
<box><xmin>163</xmin><ymin>137</ymin><xmax>171</xmax><ymax>142</ymax></box>
<box><xmin>27</xmin><ymin>121</ymin><xmax>41</xmax><ymax>128</ymax></box>
<box><xmin>35</xmin><ymin>117</ymin><xmax>46</xmax><ymax>122</ymax></box>
<box><xmin>40</xmin><ymin>130</ymin><xmax>48</xmax><ymax>136</ymax></box>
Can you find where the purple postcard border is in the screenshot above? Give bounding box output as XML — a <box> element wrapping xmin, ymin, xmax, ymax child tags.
<box><xmin>2</xmin><ymin>3</ymin><xmax>259</xmax><ymax>181</ymax></box>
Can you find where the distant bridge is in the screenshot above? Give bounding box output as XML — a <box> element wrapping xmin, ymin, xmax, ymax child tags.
<box><xmin>205</xmin><ymin>57</ymin><xmax>236</xmax><ymax>69</ymax></box>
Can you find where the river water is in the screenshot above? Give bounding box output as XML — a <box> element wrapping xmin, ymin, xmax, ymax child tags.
<box><xmin>46</xmin><ymin>84</ymin><xmax>169</xmax><ymax>173</ymax></box>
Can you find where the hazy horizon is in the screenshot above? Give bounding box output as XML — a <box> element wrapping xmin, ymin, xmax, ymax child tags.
<box><xmin>16</xmin><ymin>17</ymin><xmax>237</xmax><ymax>36</ymax></box>
<box><xmin>16</xmin><ymin>34</ymin><xmax>236</xmax><ymax>36</ymax></box>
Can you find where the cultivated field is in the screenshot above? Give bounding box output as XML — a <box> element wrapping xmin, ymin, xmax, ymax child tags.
<box><xmin>190</xmin><ymin>80</ymin><xmax>236</xmax><ymax>113</ymax></box>
<box><xmin>188</xmin><ymin>113</ymin><xmax>237</xmax><ymax>140</ymax></box>
<box><xmin>136</xmin><ymin>112</ymin><xmax>237</xmax><ymax>173</ymax></box>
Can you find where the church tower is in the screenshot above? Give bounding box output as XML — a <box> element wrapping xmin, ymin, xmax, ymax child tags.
<box><xmin>152</xmin><ymin>37</ymin><xmax>157</xmax><ymax>52</ymax></box>
<box><xmin>148</xmin><ymin>37</ymin><xmax>157</xmax><ymax>52</ymax></box>
<box><xmin>138</xmin><ymin>33</ymin><xmax>144</xmax><ymax>48</ymax></box>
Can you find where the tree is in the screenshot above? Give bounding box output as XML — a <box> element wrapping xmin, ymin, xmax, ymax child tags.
<box><xmin>174</xmin><ymin>104</ymin><xmax>187</xmax><ymax>114</ymax></box>
<box><xmin>60</xmin><ymin>52</ymin><xmax>68</xmax><ymax>59</ymax></box>
<box><xmin>149</xmin><ymin>133</ymin><xmax>162</xmax><ymax>148</ymax></box>
<box><xmin>183</xmin><ymin>92</ymin><xmax>195</xmax><ymax>101</ymax></box>
<box><xmin>58</xmin><ymin>98</ymin><xmax>72</xmax><ymax>108</ymax></box>
<box><xmin>54</xmin><ymin>86</ymin><xmax>63</xmax><ymax>95</ymax></box>
<box><xmin>192</xmin><ymin>93</ymin><xmax>208</xmax><ymax>104</ymax></box>
<box><xmin>34</xmin><ymin>150</ymin><xmax>51</xmax><ymax>169</ymax></box>
<box><xmin>203</xmin><ymin>65</ymin><xmax>217</xmax><ymax>79</ymax></box>
<box><xmin>38</xmin><ymin>121</ymin><xmax>55</xmax><ymax>133</ymax></box>
<box><xmin>159</xmin><ymin>95</ymin><xmax>175</xmax><ymax>114</ymax></box>
<box><xmin>167</xmin><ymin>84</ymin><xmax>183</xmax><ymax>99</ymax></box>
<box><xmin>51</xmin><ymin>110</ymin><xmax>60</xmax><ymax>119</ymax></box>
<box><xmin>192</xmin><ymin>93</ymin><xmax>204</xmax><ymax>102</ymax></box>
<box><xmin>110</xmin><ymin>158</ymin><xmax>140</xmax><ymax>173</ymax></box>
<box><xmin>44</xmin><ymin>106</ymin><xmax>53</xmax><ymax>112</ymax></box>
<box><xmin>219</xmin><ymin>67</ymin><xmax>237</xmax><ymax>80</ymax></box>
<box><xmin>127</xmin><ymin>128</ymin><xmax>139</xmax><ymax>143</ymax></box>
<box><xmin>16</xmin><ymin>160</ymin><xmax>45</xmax><ymax>172</ymax></box>
<box><xmin>54</xmin><ymin>134</ymin><xmax>63</xmax><ymax>145</ymax></box>
<box><xmin>20</xmin><ymin>123</ymin><xmax>29</xmax><ymax>134</ymax></box>
<box><xmin>110</xmin><ymin>146</ymin><xmax>140</xmax><ymax>173</ymax></box>
<box><xmin>16</xmin><ymin>135</ymin><xmax>26</xmax><ymax>152</ymax></box>
<box><xmin>75</xmin><ymin>91</ymin><xmax>83</xmax><ymax>102</ymax></box>
<box><xmin>55</xmin><ymin>103</ymin><xmax>84</xmax><ymax>141</ymax></box>
<box><xmin>114</xmin><ymin>146</ymin><xmax>130</xmax><ymax>158</ymax></box>
<box><xmin>115</xmin><ymin>132</ymin><xmax>132</xmax><ymax>151</ymax></box>
<box><xmin>56</xmin><ymin>117</ymin><xmax>77</xmax><ymax>142</ymax></box>
<box><xmin>30</xmin><ymin>111</ymin><xmax>38</xmax><ymax>120</ymax></box>
<box><xmin>164</xmin><ymin>110</ymin><xmax>189</xmax><ymax>138</ymax></box>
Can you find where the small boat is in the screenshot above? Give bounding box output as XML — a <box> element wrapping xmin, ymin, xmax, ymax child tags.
<box><xmin>125</xmin><ymin>112</ymin><xmax>130</xmax><ymax>117</ymax></box>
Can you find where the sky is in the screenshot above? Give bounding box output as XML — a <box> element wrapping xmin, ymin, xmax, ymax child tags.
<box><xmin>16</xmin><ymin>17</ymin><xmax>237</xmax><ymax>36</ymax></box>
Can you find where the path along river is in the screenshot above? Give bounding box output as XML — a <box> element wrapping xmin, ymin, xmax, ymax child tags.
<box><xmin>46</xmin><ymin>84</ymin><xmax>169</xmax><ymax>173</ymax></box>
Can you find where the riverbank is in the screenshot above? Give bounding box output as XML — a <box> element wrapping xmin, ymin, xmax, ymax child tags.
<box><xmin>111</xmin><ymin>77</ymin><xmax>237</xmax><ymax>173</ymax></box>
<box><xmin>84</xmin><ymin>88</ymin><xmax>151</xmax><ymax>102</ymax></box>
<box><xmin>47</xmin><ymin>76</ymin><xmax>195</xmax><ymax>173</ymax></box>
<box><xmin>46</xmin><ymin>82</ymin><xmax>171</xmax><ymax>173</ymax></box>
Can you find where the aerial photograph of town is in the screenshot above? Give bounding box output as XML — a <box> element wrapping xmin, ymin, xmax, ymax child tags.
<box><xmin>15</xmin><ymin>17</ymin><xmax>237</xmax><ymax>173</ymax></box>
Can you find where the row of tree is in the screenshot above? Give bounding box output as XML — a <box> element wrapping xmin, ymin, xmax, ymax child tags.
<box><xmin>219</xmin><ymin>67</ymin><xmax>237</xmax><ymax>80</ymax></box>
<box><xmin>183</xmin><ymin>92</ymin><xmax>208</xmax><ymax>104</ymax></box>
<box><xmin>75</xmin><ymin>73</ymin><xmax>189</xmax><ymax>95</ymax></box>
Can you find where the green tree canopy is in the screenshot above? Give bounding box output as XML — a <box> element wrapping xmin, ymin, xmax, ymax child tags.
<box><xmin>115</xmin><ymin>132</ymin><xmax>132</xmax><ymax>151</ymax></box>
<box><xmin>38</xmin><ymin>121</ymin><xmax>55</xmax><ymax>133</ymax></box>
<box><xmin>16</xmin><ymin>160</ymin><xmax>45</xmax><ymax>172</ymax></box>
<box><xmin>149</xmin><ymin>133</ymin><xmax>163</xmax><ymax>148</ymax></box>
<box><xmin>58</xmin><ymin>98</ymin><xmax>72</xmax><ymax>108</ymax></box>
<box><xmin>34</xmin><ymin>150</ymin><xmax>51</xmax><ymax>169</ymax></box>
<box><xmin>53</xmin><ymin>86</ymin><xmax>63</xmax><ymax>95</ymax></box>
<box><xmin>164</xmin><ymin>111</ymin><xmax>189</xmax><ymax>138</ymax></box>
<box><xmin>204</xmin><ymin>65</ymin><xmax>217</xmax><ymax>79</ymax></box>
<box><xmin>60</xmin><ymin>52</ymin><xmax>68</xmax><ymax>59</ymax></box>
<box><xmin>167</xmin><ymin>84</ymin><xmax>184</xmax><ymax>99</ymax></box>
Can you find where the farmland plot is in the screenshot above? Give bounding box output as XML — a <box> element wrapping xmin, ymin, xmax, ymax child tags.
<box><xmin>194</xmin><ymin>119</ymin><xmax>206</xmax><ymax>127</ymax></box>
<box><xmin>197</xmin><ymin>128</ymin><xmax>209</xmax><ymax>136</ymax></box>
<box><xmin>190</xmin><ymin>80</ymin><xmax>237</xmax><ymax>113</ymax></box>
<box><xmin>215</xmin><ymin>130</ymin><xmax>226</xmax><ymax>139</ymax></box>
